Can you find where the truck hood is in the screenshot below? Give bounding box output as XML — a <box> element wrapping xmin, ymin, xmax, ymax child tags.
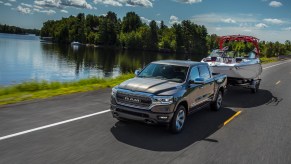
<box><xmin>118</xmin><ymin>77</ymin><xmax>182</xmax><ymax>95</ymax></box>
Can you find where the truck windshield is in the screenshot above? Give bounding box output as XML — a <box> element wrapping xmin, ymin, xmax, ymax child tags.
<box><xmin>138</xmin><ymin>63</ymin><xmax>189</xmax><ymax>83</ymax></box>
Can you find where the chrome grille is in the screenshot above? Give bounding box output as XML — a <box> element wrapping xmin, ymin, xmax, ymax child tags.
<box><xmin>116</xmin><ymin>92</ymin><xmax>152</xmax><ymax>108</ymax></box>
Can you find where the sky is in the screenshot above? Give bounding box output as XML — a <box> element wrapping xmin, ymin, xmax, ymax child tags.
<box><xmin>0</xmin><ymin>0</ymin><xmax>290</xmax><ymax>43</ymax></box>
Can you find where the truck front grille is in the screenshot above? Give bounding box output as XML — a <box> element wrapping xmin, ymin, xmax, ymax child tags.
<box><xmin>116</xmin><ymin>92</ymin><xmax>152</xmax><ymax>109</ymax></box>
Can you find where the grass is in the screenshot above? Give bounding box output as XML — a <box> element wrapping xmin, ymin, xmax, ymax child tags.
<box><xmin>0</xmin><ymin>74</ymin><xmax>134</xmax><ymax>106</ymax></box>
<box><xmin>260</xmin><ymin>57</ymin><xmax>279</xmax><ymax>64</ymax></box>
<box><xmin>0</xmin><ymin>56</ymin><xmax>283</xmax><ymax>106</ymax></box>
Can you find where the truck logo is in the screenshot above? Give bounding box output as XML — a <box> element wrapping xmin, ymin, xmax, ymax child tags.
<box><xmin>124</xmin><ymin>96</ymin><xmax>140</xmax><ymax>103</ymax></box>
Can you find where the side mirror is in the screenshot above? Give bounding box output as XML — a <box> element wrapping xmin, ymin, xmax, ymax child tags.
<box><xmin>134</xmin><ymin>70</ymin><xmax>140</xmax><ymax>76</ymax></box>
<box><xmin>190</xmin><ymin>77</ymin><xmax>205</xmax><ymax>84</ymax></box>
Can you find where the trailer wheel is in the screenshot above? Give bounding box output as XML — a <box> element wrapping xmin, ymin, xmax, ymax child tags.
<box><xmin>251</xmin><ymin>82</ymin><xmax>260</xmax><ymax>93</ymax></box>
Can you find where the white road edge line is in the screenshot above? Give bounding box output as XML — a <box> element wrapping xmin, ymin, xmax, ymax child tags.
<box><xmin>0</xmin><ymin>109</ymin><xmax>111</xmax><ymax>141</ymax></box>
<box><xmin>276</xmin><ymin>81</ymin><xmax>281</xmax><ymax>85</ymax></box>
<box><xmin>263</xmin><ymin>60</ymin><xmax>291</xmax><ymax>70</ymax></box>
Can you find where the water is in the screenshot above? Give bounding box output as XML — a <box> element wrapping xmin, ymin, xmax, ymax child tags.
<box><xmin>0</xmin><ymin>33</ymin><xmax>202</xmax><ymax>86</ymax></box>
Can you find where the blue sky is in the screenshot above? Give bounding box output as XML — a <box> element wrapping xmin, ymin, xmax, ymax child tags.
<box><xmin>0</xmin><ymin>0</ymin><xmax>290</xmax><ymax>42</ymax></box>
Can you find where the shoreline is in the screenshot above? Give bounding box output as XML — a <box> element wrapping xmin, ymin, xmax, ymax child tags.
<box><xmin>0</xmin><ymin>57</ymin><xmax>284</xmax><ymax>106</ymax></box>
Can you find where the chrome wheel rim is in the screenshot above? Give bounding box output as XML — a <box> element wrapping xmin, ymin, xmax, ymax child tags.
<box><xmin>217</xmin><ymin>93</ymin><xmax>222</xmax><ymax>109</ymax></box>
<box><xmin>176</xmin><ymin>109</ymin><xmax>185</xmax><ymax>131</ymax></box>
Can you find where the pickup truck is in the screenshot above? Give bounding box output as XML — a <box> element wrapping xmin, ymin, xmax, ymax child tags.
<box><xmin>110</xmin><ymin>60</ymin><xmax>227</xmax><ymax>133</ymax></box>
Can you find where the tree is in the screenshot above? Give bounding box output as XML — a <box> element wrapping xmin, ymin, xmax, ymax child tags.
<box><xmin>122</xmin><ymin>12</ymin><xmax>142</xmax><ymax>33</ymax></box>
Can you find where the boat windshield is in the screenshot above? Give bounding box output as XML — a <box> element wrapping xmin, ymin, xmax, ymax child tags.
<box><xmin>138</xmin><ymin>63</ymin><xmax>189</xmax><ymax>83</ymax></box>
<box><xmin>209</xmin><ymin>49</ymin><xmax>225</xmax><ymax>57</ymax></box>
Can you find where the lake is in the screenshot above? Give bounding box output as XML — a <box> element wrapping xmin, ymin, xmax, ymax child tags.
<box><xmin>0</xmin><ymin>33</ymin><xmax>202</xmax><ymax>86</ymax></box>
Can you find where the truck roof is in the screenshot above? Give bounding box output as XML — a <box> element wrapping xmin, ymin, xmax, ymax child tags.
<box><xmin>152</xmin><ymin>60</ymin><xmax>205</xmax><ymax>67</ymax></box>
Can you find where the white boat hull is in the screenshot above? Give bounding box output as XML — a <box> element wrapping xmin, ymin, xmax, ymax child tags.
<box><xmin>211</xmin><ymin>63</ymin><xmax>262</xmax><ymax>79</ymax></box>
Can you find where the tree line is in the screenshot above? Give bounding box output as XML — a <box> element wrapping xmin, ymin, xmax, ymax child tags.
<box><xmin>0</xmin><ymin>24</ymin><xmax>40</xmax><ymax>35</ymax></box>
<box><xmin>40</xmin><ymin>11</ymin><xmax>208</xmax><ymax>55</ymax></box>
<box><xmin>40</xmin><ymin>11</ymin><xmax>290</xmax><ymax>57</ymax></box>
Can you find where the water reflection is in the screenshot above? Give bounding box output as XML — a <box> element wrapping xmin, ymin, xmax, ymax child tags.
<box><xmin>0</xmin><ymin>33</ymin><xmax>203</xmax><ymax>86</ymax></box>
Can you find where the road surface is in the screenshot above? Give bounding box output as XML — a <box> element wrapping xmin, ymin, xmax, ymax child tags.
<box><xmin>0</xmin><ymin>60</ymin><xmax>291</xmax><ymax>164</ymax></box>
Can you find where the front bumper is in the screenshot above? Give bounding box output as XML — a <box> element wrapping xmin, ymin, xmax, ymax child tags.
<box><xmin>110</xmin><ymin>103</ymin><xmax>175</xmax><ymax>124</ymax></box>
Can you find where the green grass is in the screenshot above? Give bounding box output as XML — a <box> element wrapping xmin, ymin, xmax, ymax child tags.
<box><xmin>0</xmin><ymin>74</ymin><xmax>134</xmax><ymax>106</ymax></box>
<box><xmin>260</xmin><ymin>57</ymin><xmax>278</xmax><ymax>64</ymax></box>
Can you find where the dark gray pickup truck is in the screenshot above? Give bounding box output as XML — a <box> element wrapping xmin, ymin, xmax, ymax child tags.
<box><xmin>110</xmin><ymin>60</ymin><xmax>227</xmax><ymax>133</ymax></box>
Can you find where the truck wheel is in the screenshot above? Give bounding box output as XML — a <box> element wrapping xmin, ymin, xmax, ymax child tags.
<box><xmin>170</xmin><ymin>105</ymin><xmax>186</xmax><ymax>133</ymax></box>
<box><xmin>211</xmin><ymin>91</ymin><xmax>223</xmax><ymax>111</ymax></box>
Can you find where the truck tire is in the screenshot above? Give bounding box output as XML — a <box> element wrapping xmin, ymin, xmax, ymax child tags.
<box><xmin>170</xmin><ymin>105</ymin><xmax>186</xmax><ymax>133</ymax></box>
<box><xmin>211</xmin><ymin>91</ymin><xmax>223</xmax><ymax>111</ymax></box>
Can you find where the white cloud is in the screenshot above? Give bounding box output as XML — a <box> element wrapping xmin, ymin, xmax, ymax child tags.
<box><xmin>9</xmin><ymin>0</ymin><xmax>16</xmax><ymax>2</ymax></box>
<box><xmin>33</xmin><ymin>8</ymin><xmax>40</xmax><ymax>12</ymax></box>
<box><xmin>60</xmin><ymin>9</ymin><xmax>68</xmax><ymax>13</ymax></box>
<box><xmin>4</xmin><ymin>2</ymin><xmax>12</xmax><ymax>6</ymax></box>
<box><xmin>40</xmin><ymin>9</ymin><xmax>56</xmax><ymax>15</ymax></box>
<box><xmin>269</xmin><ymin>1</ymin><xmax>282</xmax><ymax>7</ymax></box>
<box><xmin>175</xmin><ymin>0</ymin><xmax>202</xmax><ymax>4</ymax></box>
<box><xmin>21</xmin><ymin>3</ymin><xmax>33</xmax><ymax>8</ymax></box>
<box><xmin>140</xmin><ymin>16</ymin><xmax>151</xmax><ymax>24</ymax></box>
<box><xmin>282</xmin><ymin>27</ymin><xmax>291</xmax><ymax>31</ymax></box>
<box><xmin>93</xmin><ymin>0</ymin><xmax>153</xmax><ymax>7</ymax></box>
<box><xmin>221</xmin><ymin>18</ymin><xmax>236</xmax><ymax>24</ymax></box>
<box><xmin>263</xmin><ymin>18</ymin><xmax>284</xmax><ymax>24</ymax></box>
<box><xmin>93</xmin><ymin>0</ymin><xmax>122</xmax><ymax>6</ymax></box>
<box><xmin>169</xmin><ymin>15</ymin><xmax>180</xmax><ymax>25</ymax></box>
<box><xmin>34</xmin><ymin>0</ymin><xmax>93</xmax><ymax>9</ymax></box>
<box><xmin>34</xmin><ymin>5</ymin><xmax>43</xmax><ymax>9</ymax></box>
<box><xmin>255</xmin><ymin>23</ymin><xmax>268</xmax><ymax>29</ymax></box>
<box><xmin>17</xmin><ymin>5</ymin><xmax>31</xmax><ymax>14</ymax></box>
<box><xmin>215</xmin><ymin>27</ymin><xmax>222</xmax><ymax>31</ymax></box>
<box><xmin>191</xmin><ymin>13</ymin><xmax>257</xmax><ymax>25</ymax></box>
<box><xmin>0</xmin><ymin>1</ymin><xmax>3</xmax><ymax>4</ymax></box>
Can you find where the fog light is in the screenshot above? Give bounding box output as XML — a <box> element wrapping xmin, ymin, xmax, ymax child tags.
<box><xmin>158</xmin><ymin>116</ymin><xmax>168</xmax><ymax>120</ymax></box>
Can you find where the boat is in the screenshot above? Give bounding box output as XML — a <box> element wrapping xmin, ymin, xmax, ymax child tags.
<box><xmin>202</xmin><ymin>35</ymin><xmax>262</xmax><ymax>80</ymax></box>
<box><xmin>71</xmin><ymin>41</ymin><xmax>82</xmax><ymax>46</ymax></box>
<box><xmin>201</xmin><ymin>35</ymin><xmax>262</xmax><ymax>93</ymax></box>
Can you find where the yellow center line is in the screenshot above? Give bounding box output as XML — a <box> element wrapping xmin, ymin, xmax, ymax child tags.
<box><xmin>224</xmin><ymin>111</ymin><xmax>242</xmax><ymax>126</ymax></box>
<box><xmin>276</xmin><ymin>81</ymin><xmax>281</xmax><ymax>85</ymax></box>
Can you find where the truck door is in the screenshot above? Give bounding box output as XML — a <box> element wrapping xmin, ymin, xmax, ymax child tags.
<box><xmin>198</xmin><ymin>65</ymin><xmax>215</xmax><ymax>102</ymax></box>
<box><xmin>188</xmin><ymin>66</ymin><xmax>205</xmax><ymax>109</ymax></box>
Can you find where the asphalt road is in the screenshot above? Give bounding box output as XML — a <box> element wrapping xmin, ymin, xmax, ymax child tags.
<box><xmin>0</xmin><ymin>60</ymin><xmax>291</xmax><ymax>164</ymax></box>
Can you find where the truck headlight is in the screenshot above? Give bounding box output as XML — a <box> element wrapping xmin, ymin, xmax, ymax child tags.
<box><xmin>111</xmin><ymin>87</ymin><xmax>117</xmax><ymax>97</ymax></box>
<box><xmin>152</xmin><ymin>96</ymin><xmax>173</xmax><ymax>105</ymax></box>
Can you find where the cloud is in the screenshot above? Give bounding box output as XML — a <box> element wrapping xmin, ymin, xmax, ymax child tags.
<box><xmin>9</xmin><ymin>0</ymin><xmax>16</xmax><ymax>2</ymax></box>
<box><xmin>175</xmin><ymin>0</ymin><xmax>202</xmax><ymax>4</ymax></box>
<box><xmin>269</xmin><ymin>1</ymin><xmax>282</xmax><ymax>7</ymax></box>
<box><xmin>60</xmin><ymin>9</ymin><xmax>68</xmax><ymax>13</ymax></box>
<box><xmin>255</xmin><ymin>23</ymin><xmax>268</xmax><ymax>29</ymax></box>
<box><xmin>4</xmin><ymin>2</ymin><xmax>12</xmax><ymax>6</ymax></box>
<box><xmin>39</xmin><ymin>9</ymin><xmax>56</xmax><ymax>15</ymax></box>
<box><xmin>93</xmin><ymin>0</ymin><xmax>122</xmax><ymax>6</ymax></box>
<box><xmin>0</xmin><ymin>1</ymin><xmax>3</xmax><ymax>4</ymax></box>
<box><xmin>263</xmin><ymin>18</ymin><xmax>284</xmax><ymax>24</ymax></box>
<box><xmin>282</xmin><ymin>27</ymin><xmax>291</xmax><ymax>31</ymax></box>
<box><xmin>221</xmin><ymin>18</ymin><xmax>236</xmax><ymax>24</ymax></box>
<box><xmin>34</xmin><ymin>0</ymin><xmax>93</xmax><ymax>9</ymax></box>
<box><xmin>34</xmin><ymin>5</ymin><xmax>43</xmax><ymax>9</ymax></box>
<box><xmin>140</xmin><ymin>16</ymin><xmax>151</xmax><ymax>24</ymax></box>
<box><xmin>169</xmin><ymin>15</ymin><xmax>180</xmax><ymax>25</ymax></box>
<box><xmin>93</xmin><ymin>0</ymin><xmax>153</xmax><ymax>7</ymax></box>
<box><xmin>21</xmin><ymin>3</ymin><xmax>33</xmax><ymax>8</ymax></box>
<box><xmin>16</xmin><ymin>5</ymin><xmax>31</xmax><ymax>14</ymax></box>
<box><xmin>191</xmin><ymin>13</ymin><xmax>257</xmax><ymax>26</ymax></box>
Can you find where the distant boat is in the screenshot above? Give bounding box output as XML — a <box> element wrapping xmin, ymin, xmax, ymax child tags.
<box><xmin>71</xmin><ymin>41</ymin><xmax>82</xmax><ymax>46</ymax></box>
